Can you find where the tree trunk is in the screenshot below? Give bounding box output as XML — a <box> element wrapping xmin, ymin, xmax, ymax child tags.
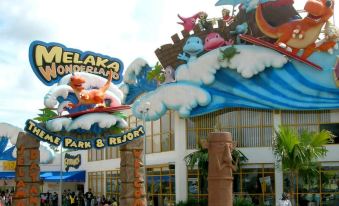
<box><xmin>120</xmin><ymin>138</ymin><xmax>147</xmax><ymax>206</ymax></box>
<box><xmin>289</xmin><ymin>172</ymin><xmax>296</xmax><ymax>206</ymax></box>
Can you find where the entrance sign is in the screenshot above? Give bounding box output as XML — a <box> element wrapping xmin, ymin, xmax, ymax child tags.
<box><xmin>24</xmin><ymin>119</ymin><xmax>145</xmax><ymax>150</ymax></box>
<box><xmin>64</xmin><ymin>153</ymin><xmax>81</xmax><ymax>172</ymax></box>
<box><xmin>29</xmin><ymin>41</ymin><xmax>124</xmax><ymax>86</ymax></box>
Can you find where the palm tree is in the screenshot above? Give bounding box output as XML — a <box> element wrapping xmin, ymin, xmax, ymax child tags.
<box><xmin>273</xmin><ymin>126</ymin><xmax>333</xmax><ymax>205</ymax></box>
<box><xmin>184</xmin><ymin>140</ymin><xmax>248</xmax><ymax>180</ymax></box>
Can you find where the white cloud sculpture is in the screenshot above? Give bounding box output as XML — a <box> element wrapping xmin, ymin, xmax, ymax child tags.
<box><xmin>132</xmin><ymin>83</ymin><xmax>211</xmax><ymax>121</ymax></box>
<box><xmin>46</xmin><ymin>113</ymin><xmax>128</xmax><ymax>132</ymax></box>
<box><xmin>176</xmin><ymin>45</ymin><xmax>288</xmax><ymax>85</ymax></box>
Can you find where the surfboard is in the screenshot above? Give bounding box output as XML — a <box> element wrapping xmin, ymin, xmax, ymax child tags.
<box><xmin>239</xmin><ymin>34</ymin><xmax>323</xmax><ymax>71</ymax></box>
<box><xmin>56</xmin><ymin>105</ymin><xmax>131</xmax><ymax>119</ymax></box>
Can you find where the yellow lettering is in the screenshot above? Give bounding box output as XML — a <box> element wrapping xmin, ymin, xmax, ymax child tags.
<box><xmin>138</xmin><ymin>126</ymin><xmax>145</xmax><ymax>135</ymax></box>
<box><xmin>112</xmin><ymin>72</ymin><xmax>119</xmax><ymax>80</ymax></box>
<box><xmin>83</xmin><ymin>55</ymin><xmax>95</xmax><ymax>66</ymax></box>
<box><xmin>70</xmin><ymin>141</ymin><xmax>78</xmax><ymax>148</ymax></box>
<box><xmin>133</xmin><ymin>130</ymin><xmax>140</xmax><ymax>138</ymax></box>
<box><xmin>84</xmin><ymin>142</ymin><xmax>91</xmax><ymax>148</ymax></box>
<box><xmin>35</xmin><ymin>45</ymin><xmax>62</xmax><ymax>67</ymax></box>
<box><xmin>38</xmin><ymin>63</ymin><xmax>57</xmax><ymax>81</ymax></box>
<box><xmin>80</xmin><ymin>65</ymin><xmax>86</xmax><ymax>72</ymax></box>
<box><xmin>38</xmin><ymin>130</ymin><xmax>45</xmax><ymax>138</ymax></box>
<box><xmin>109</xmin><ymin>138</ymin><xmax>117</xmax><ymax>145</ymax></box>
<box><xmin>57</xmin><ymin>65</ymin><xmax>65</xmax><ymax>75</ymax></box>
<box><xmin>54</xmin><ymin>137</ymin><xmax>61</xmax><ymax>145</ymax></box>
<box><xmin>44</xmin><ymin>134</ymin><xmax>54</xmax><ymax>142</ymax></box>
<box><xmin>98</xmin><ymin>68</ymin><xmax>106</xmax><ymax>75</ymax></box>
<box><xmin>73</xmin><ymin>65</ymin><xmax>81</xmax><ymax>72</ymax></box>
<box><xmin>62</xmin><ymin>51</ymin><xmax>73</xmax><ymax>63</ymax></box>
<box><xmin>95</xmin><ymin>139</ymin><xmax>105</xmax><ymax>148</ymax></box>
<box><xmin>127</xmin><ymin>133</ymin><xmax>134</xmax><ymax>140</ymax></box>
<box><xmin>27</xmin><ymin>120</ymin><xmax>36</xmax><ymax>131</ymax></box>
<box><xmin>86</xmin><ymin>66</ymin><xmax>93</xmax><ymax>73</ymax></box>
<box><xmin>78</xmin><ymin>141</ymin><xmax>84</xmax><ymax>148</ymax></box>
<box><xmin>107</xmin><ymin>62</ymin><xmax>120</xmax><ymax>72</ymax></box>
<box><xmin>65</xmin><ymin>64</ymin><xmax>73</xmax><ymax>74</ymax></box>
<box><xmin>96</xmin><ymin>57</ymin><xmax>109</xmax><ymax>67</ymax></box>
<box><xmin>73</xmin><ymin>53</ymin><xmax>83</xmax><ymax>64</ymax></box>
<box><xmin>64</xmin><ymin>138</ymin><xmax>73</xmax><ymax>147</ymax></box>
<box><xmin>32</xmin><ymin>126</ymin><xmax>40</xmax><ymax>136</ymax></box>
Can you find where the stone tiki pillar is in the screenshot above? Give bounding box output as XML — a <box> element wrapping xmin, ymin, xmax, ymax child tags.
<box><xmin>120</xmin><ymin>138</ymin><xmax>146</xmax><ymax>206</ymax></box>
<box><xmin>208</xmin><ymin>132</ymin><xmax>234</xmax><ymax>206</ymax></box>
<box><xmin>13</xmin><ymin>132</ymin><xmax>40</xmax><ymax>206</ymax></box>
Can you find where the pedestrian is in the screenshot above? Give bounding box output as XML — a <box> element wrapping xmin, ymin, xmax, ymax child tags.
<box><xmin>278</xmin><ymin>192</ymin><xmax>292</xmax><ymax>206</ymax></box>
<box><xmin>85</xmin><ymin>188</ymin><xmax>94</xmax><ymax>206</ymax></box>
<box><xmin>52</xmin><ymin>192</ymin><xmax>58</xmax><ymax>206</ymax></box>
<box><xmin>112</xmin><ymin>197</ymin><xmax>117</xmax><ymax>206</ymax></box>
<box><xmin>69</xmin><ymin>192</ymin><xmax>76</xmax><ymax>206</ymax></box>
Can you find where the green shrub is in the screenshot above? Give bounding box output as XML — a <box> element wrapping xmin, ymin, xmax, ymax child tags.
<box><xmin>175</xmin><ymin>198</ymin><xmax>208</xmax><ymax>206</ymax></box>
<box><xmin>233</xmin><ymin>197</ymin><xmax>255</xmax><ymax>206</ymax></box>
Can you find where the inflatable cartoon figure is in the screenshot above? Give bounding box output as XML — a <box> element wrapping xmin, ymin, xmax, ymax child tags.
<box><xmin>177</xmin><ymin>13</ymin><xmax>201</xmax><ymax>32</ymax></box>
<box><xmin>222</xmin><ymin>8</ymin><xmax>234</xmax><ymax>25</ymax></box>
<box><xmin>177</xmin><ymin>36</ymin><xmax>204</xmax><ymax>63</ymax></box>
<box><xmin>198</xmin><ymin>11</ymin><xmax>213</xmax><ymax>31</ymax></box>
<box><xmin>256</xmin><ymin>0</ymin><xmax>336</xmax><ymax>58</ymax></box>
<box><xmin>204</xmin><ymin>32</ymin><xmax>234</xmax><ymax>51</ymax></box>
<box><xmin>68</xmin><ymin>71</ymin><xmax>113</xmax><ymax>108</ymax></box>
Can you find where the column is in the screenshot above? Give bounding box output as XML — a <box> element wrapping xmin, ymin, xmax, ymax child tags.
<box><xmin>174</xmin><ymin>112</ymin><xmax>188</xmax><ymax>203</ymax></box>
<box><xmin>208</xmin><ymin>132</ymin><xmax>233</xmax><ymax>206</ymax></box>
<box><xmin>273</xmin><ymin>111</ymin><xmax>283</xmax><ymax>203</ymax></box>
<box><xmin>13</xmin><ymin>132</ymin><xmax>40</xmax><ymax>206</ymax></box>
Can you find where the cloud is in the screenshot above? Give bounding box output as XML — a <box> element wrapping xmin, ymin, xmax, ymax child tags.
<box><xmin>132</xmin><ymin>82</ymin><xmax>211</xmax><ymax>120</ymax></box>
<box><xmin>176</xmin><ymin>45</ymin><xmax>288</xmax><ymax>84</ymax></box>
<box><xmin>0</xmin><ymin>0</ymin><xmax>337</xmax><ymax>129</ymax></box>
<box><xmin>0</xmin><ymin>0</ymin><xmax>52</xmax><ymax>42</ymax></box>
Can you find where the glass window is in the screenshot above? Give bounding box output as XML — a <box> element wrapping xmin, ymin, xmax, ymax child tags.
<box><xmin>281</xmin><ymin>110</ymin><xmax>339</xmax><ymax>145</ymax></box>
<box><xmin>283</xmin><ymin>162</ymin><xmax>339</xmax><ymax>205</ymax></box>
<box><xmin>88</xmin><ymin>171</ymin><xmax>104</xmax><ymax>197</ymax></box>
<box><xmin>88</xmin><ymin>148</ymin><xmax>104</xmax><ymax>162</ymax></box>
<box><xmin>106</xmin><ymin>170</ymin><xmax>120</xmax><ymax>204</ymax></box>
<box><xmin>106</xmin><ymin>147</ymin><xmax>120</xmax><ymax>159</ymax></box>
<box><xmin>188</xmin><ymin>164</ymin><xmax>274</xmax><ymax>205</ymax></box>
<box><xmin>146</xmin><ymin>165</ymin><xmax>176</xmax><ymax>206</ymax></box>
<box><xmin>320</xmin><ymin>123</ymin><xmax>339</xmax><ymax>144</ymax></box>
<box><xmin>186</xmin><ymin>108</ymin><xmax>274</xmax><ymax>149</ymax></box>
<box><xmin>127</xmin><ymin>111</ymin><xmax>174</xmax><ymax>154</ymax></box>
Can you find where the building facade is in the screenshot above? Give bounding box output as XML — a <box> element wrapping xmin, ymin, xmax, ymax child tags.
<box><xmin>83</xmin><ymin>109</ymin><xmax>339</xmax><ymax>206</ymax></box>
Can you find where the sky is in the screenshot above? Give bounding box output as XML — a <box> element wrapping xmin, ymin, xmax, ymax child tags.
<box><xmin>0</xmin><ymin>0</ymin><xmax>338</xmax><ymax>128</ymax></box>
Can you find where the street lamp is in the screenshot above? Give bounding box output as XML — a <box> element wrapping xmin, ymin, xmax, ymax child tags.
<box><xmin>59</xmin><ymin>146</ymin><xmax>63</xmax><ymax>206</ymax></box>
<box><xmin>139</xmin><ymin>101</ymin><xmax>151</xmax><ymax>204</ymax></box>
